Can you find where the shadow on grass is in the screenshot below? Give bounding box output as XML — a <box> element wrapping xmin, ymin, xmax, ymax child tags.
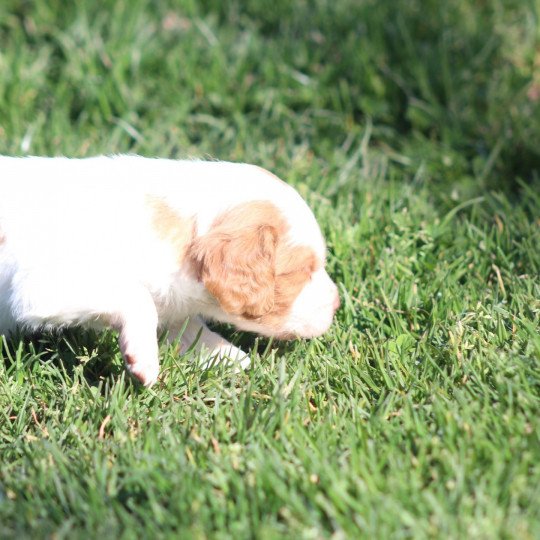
<box><xmin>206</xmin><ymin>321</ymin><xmax>291</xmax><ymax>356</ymax></box>
<box><xmin>0</xmin><ymin>328</ymin><xmax>124</xmax><ymax>387</ymax></box>
<box><xmin>0</xmin><ymin>322</ymin><xmax>292</xmax><ymax>391</ymax></box>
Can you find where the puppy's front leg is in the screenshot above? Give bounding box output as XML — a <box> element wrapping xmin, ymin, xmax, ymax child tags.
<box><xmin>168</xmin><ymin>316</ymin><xmax>250</xmax><ymax>370</ymax></box>
<box><xmin>11</xmin><ymin>277</ymin><xmax>160</xmax><ymax>387</ymax></box>
<box><xmin>116</xmin><ymin>289</ymin><xmax>160</xmax><ymax>387</ymax></box>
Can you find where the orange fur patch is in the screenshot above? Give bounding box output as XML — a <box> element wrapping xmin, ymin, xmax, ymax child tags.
<box><xmin>254</xmin><ymin>244</ymin><xmax>317</xmax><ymax>333</ymax></box>
<box><xmin>191</xmin><ymin>200</ymin><xmax>318</xmax><ymax>328</ymax></box>
<box><xmin>146</xmin><ymin>196</ymin><xmax>195</xmax><ymax>265</ymax></box>
<box><xmin>190</xmin><ymin>201</ymin><xmax>285</xmax><ymax>318</ymax></box>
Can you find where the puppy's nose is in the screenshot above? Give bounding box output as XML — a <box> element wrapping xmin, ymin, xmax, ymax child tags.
<box><xmin>333</xmin><ymin>292</ymin><xmax>340</xmax><ymax>312</ymax></box>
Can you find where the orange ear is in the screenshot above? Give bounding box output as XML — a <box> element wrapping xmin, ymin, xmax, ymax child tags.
<box><xmin>190</xmin><ymin>203</ymin><xmax>283</xmax><ymax>319</ymax></box>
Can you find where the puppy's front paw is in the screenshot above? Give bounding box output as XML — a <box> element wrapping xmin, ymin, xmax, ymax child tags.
<box><xmin>124</xmin><ymin>353</ymin><xmax>160</xmax><ymax>387</ymax></box>
<box><xmin>200</xmin><ymin>343</ymin><xmax>251</xmax><ymax>371</ymax></box>
<box><xmin>220</xmin><ymin>344</ymin><xmax>251</xmax><ymax>371</ymax></box>
<box><xmin>171</xmin><ymin>317</ymin><xmax>251</xmax><ymax>372</ymax></box>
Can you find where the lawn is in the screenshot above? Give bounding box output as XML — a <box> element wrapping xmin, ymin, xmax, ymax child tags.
<box><xmin>0</xmin><ymin>0</ymin><xmax>539</xmax><ymax>538</ymax></box>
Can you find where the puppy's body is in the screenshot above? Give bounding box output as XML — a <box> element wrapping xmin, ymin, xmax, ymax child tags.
<box><xmin>0</xmin><ymin>156</ymin><xmax>339</xmax><ymax>385</ymax></box>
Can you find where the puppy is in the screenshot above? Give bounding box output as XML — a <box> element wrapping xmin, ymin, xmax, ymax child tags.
<box><xmin>0</xmin><ymin>156</ymin><xmax>339</xmax><ymax>386</ymax></box>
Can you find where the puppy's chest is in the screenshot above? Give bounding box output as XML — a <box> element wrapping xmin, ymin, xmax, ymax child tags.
<box><xmin>152</xmin><ymin>275</ymin><xmax>209</xmax><ymax>324</ymax></box>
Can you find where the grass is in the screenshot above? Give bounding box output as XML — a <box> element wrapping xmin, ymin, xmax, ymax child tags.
<box><xmin>0</xmin><ymin>0</ymin><xmax>539</xmax><ymax>537</ymax></box>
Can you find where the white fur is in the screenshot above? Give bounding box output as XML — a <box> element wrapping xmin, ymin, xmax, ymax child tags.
<box><xmin>0</xmin><ymin>155</ymin><xmax>338</xmax><ymax>386</ymax></box>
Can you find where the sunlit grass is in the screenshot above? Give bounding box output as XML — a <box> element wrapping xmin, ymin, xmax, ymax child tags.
<box><xmin>0</xmin><ymin>0</ymin><xmax>539</xmax><ymax>538</ymax></box>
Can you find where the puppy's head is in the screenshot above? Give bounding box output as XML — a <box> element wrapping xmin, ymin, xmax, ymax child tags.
<box><xmin>190</xmin><ymin>196</ymin><xmax>339</xmax><ymax>339</ymax></box>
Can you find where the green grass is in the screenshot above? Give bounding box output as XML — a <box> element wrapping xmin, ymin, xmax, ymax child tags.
<box><xmin>1</xmin><ymin>0</ymin><xmax>539</xmax><ymax>538</ymax></box>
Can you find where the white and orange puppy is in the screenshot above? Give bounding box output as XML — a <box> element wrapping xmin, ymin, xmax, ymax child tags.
<box><xmin>0</xmin><ymin>156</ymin><xmax>340</xmax><ymax>386</ymax></box>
